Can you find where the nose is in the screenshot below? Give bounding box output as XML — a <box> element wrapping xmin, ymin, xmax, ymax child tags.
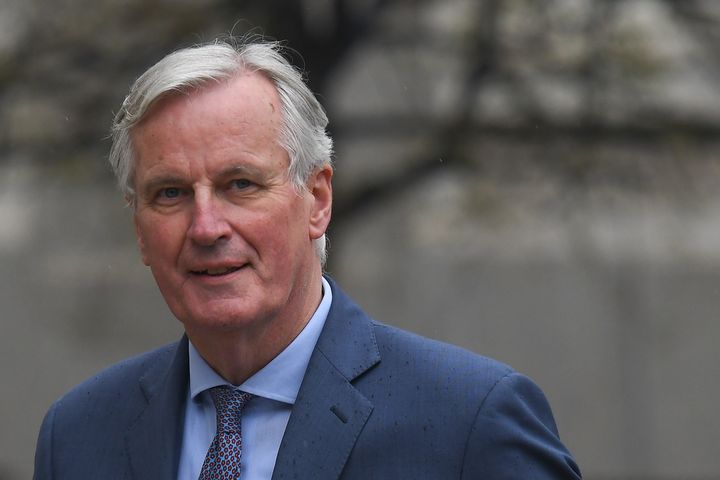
<box><xmin>187</xmin><ymin>191</ymin><xmax>232</xmax><ymax>246</ymax></box>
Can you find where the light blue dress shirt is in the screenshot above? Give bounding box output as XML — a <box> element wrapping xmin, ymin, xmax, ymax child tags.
<box><xmin>177</xmin><ymin>277</ymin><xmax>332</xmax><ymax>480</ymax></box>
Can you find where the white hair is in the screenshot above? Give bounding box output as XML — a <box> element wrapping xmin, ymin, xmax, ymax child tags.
<box><xmin>109</xmin><ymin>39</ymin><xmax>333</xmax><ymax>264</ymax></box>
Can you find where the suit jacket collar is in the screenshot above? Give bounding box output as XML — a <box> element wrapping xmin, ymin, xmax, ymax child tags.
<box><xmin>272</xmin><ymin>277</ymin><xmax>381</xmax><ymax>480</ymax></box>
<box><xmin>125</xmin><ymin>337</ymin><xmax>189</xmax><ymax>480</ymax></box>
<box><xmin>121</xmin><ymin>278</ymin><xmax>379</xmax><ymax>480</ymax></box>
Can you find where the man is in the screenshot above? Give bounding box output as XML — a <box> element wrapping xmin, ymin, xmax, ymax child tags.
<box><xmin>34</xmin><ymin>38</ymin><xmax>582</xmax><ymax>479</ymax></box>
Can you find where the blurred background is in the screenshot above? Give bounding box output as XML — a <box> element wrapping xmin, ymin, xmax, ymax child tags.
<box><xmin>2</xmin><ymin>0</ymin><xmax>720</xmax><ymax>478</ymax></box>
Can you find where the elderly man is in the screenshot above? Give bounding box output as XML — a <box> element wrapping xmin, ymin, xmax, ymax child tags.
<box><xmin>34</xmin><ymin>38</ymin><xmax>582</xmax><ymax>479</ymax></box>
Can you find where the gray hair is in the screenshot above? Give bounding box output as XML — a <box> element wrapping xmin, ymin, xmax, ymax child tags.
<box><xmin>109</xmin><ymin>39</ymin><xmax>333</xmax><ymax>264</ymax></box>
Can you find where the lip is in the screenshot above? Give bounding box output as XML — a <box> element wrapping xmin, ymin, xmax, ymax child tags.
<box><xmin>187</xmin><ymin>262</ymin><xmax>249</xmax><ymax>283</ymax></box>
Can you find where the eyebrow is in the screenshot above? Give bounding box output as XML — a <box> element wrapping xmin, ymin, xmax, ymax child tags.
<box><xmin>217</xmin><ymin>164</ymin><xmax>268</xmax><ymax>180</ymax></box>
<box><xmin>138</xmin><ymin>175</ymin><xmax>188</xmax><ymax>199</ymax></box>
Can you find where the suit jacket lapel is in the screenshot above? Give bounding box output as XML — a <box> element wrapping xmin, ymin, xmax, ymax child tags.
<box><xmin>272</xmin><ymin>279</ymin><xmax>381</xmax><ymax>480</ymax></box>
<box><xmin>125</xmin><ymin>337</ymin><xmax>189</xmax><ymax>480</ymax></box>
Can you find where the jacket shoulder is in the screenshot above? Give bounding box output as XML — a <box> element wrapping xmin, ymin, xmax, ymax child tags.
<box><xmin>367</xmin><ymin>322</ymin><xmax>581</xmax><ymax>478</ymax></box>
<box><xmin>370</xmin><ymin>320</ymin><xmax>514</xmax><ymax>387</ymax></box>
<box><xmin>51</xmin><ymin>341</ymin><xmax>179</xmax><ymax>420</ymax></box>
<box><xmin>34</xmin><ymin>341</ymin><xmax>183</xmax><ymax>479</ymax></box>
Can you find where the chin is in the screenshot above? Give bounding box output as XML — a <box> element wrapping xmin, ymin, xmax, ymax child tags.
<box><xmin>179</xmin><ymin>302</ymin><xmax>271</xmax><ymax>333</ymax></box>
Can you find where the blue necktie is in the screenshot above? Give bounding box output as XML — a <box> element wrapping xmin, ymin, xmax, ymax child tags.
<box><xmin>199</xmin><ymin>386</ymin><xmax>254</xmax><ymax>480</ymax></box>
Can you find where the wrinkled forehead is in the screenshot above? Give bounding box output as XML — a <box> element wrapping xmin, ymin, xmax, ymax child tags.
<box><xmin>130</xmin><ymin>72</ymin><xmax>289</xmax><ymax>182</ymax></box>
<box><xmin>137</xmin><ymin>69</ymin><xmax>281</xmax><ymax>130</ymax></box>
<box><xmin>125</xmin><ymin>69</ymin><xmax>292</xmax><ymax>199</ymax></box>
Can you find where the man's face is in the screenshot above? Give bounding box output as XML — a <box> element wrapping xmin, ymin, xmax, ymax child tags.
<box><xmin>131</xmin><ymin>72</ymin><xmax>332</xmax><ymax>337</ymax></box>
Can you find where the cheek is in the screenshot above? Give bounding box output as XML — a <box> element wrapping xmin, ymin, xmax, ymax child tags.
<box><xmin>246</xmin><ymin>213</ymin><xmax>301</xmax><ymax>264</ymax></box>
<box><xmin>138</xmin><ymin>218</ymin><xmax>186</xmax><ymax>263</ymax></box>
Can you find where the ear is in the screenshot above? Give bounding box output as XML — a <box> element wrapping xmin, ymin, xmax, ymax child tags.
<box><xmin>133</xmin><ymin>215</ymin><xmax>151</xmax><ymax>266</ymax></box>
<box><xmin>307</xmin><ymin>165</ymin><xmax>333</xmax><ymax>240</ymax></box>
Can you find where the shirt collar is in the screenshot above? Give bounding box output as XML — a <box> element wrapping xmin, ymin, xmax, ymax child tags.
<box><xmin>188</xmin><ymin>276</ymin><xmax>332</xmax><ymax>405</ymax></box>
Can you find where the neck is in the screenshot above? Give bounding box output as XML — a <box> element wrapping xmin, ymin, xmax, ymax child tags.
<box><xmin>188</xmin><ymin>272</ymin><xmax>324</xmax><ymax>385</ymax></box>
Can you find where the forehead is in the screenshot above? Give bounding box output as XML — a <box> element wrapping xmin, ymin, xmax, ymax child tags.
<box><xmin>129</xmin><ymin>71</ymin><xmax>292</xmax><ymax>198</ymax></box>
<box><xmin>134</xmin><ymin>70</ymin><xmax>284</xmax><ymax>148</ymax></box>
<box><xmin>130</xmin><ymin>71</ymin><xmax>288</xmax><ymax>180</ymax></box>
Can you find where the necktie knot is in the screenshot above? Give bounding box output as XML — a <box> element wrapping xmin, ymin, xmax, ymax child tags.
<box><xmin>209</xmin><ymin>386</ymin><xmax>253</xmax><ymax>434</ymax></box>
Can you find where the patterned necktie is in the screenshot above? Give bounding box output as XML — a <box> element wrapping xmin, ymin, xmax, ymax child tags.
<box><xmin>199</xmin><ymin>386</ymin><xmax>254</xmax><ymax>480</ymax></box>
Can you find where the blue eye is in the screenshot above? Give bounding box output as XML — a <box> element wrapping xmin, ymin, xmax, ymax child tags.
<box><xmin>161</xmin><ymin>187</ymin><xmax>181</xmax><ymax>198</ymax></box>
<box><xmin>232</xmin><ymin>179</ymin><xmax>252</xmax><ymax>189</ymax></box>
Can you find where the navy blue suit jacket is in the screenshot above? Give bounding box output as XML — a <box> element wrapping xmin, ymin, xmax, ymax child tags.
<box><xmin>35</xmin><ymin>278</ymin><xmax>581</xmax><ymax>479</ymax></box>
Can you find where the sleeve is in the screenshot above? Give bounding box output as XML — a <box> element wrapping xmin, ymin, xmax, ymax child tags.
<box><xmin>461</xmin><ymin>372</ymin><xmax>582</xmax><ymax>479</ymax></box>
<box><xmin>34</xmin><ymin>402</ymin><xmax>57</xmax><ymax>480</ymax></box>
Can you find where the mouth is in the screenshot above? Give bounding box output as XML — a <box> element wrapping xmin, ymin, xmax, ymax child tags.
<box><xmin>190</xmin><ymin>265</ymin><xmax>245</xmax><ymax>277</ymax></box>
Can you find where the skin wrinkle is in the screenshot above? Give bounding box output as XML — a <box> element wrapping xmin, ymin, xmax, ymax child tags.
<box><xmin>131</xmin><ymin>71</ymin><xmax>333</xmax><ymax>385</ymax></box>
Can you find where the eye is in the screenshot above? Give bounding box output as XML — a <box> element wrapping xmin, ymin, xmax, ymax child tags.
<box><xmin>160</xmin><ymin>187</ymin><xmax>182</xmax><ymax>199</ymax></box>
<box><xmin>231</xmin><ymin>179</ymin><xmax>253</xmax><ymax>190</ymax></box>
<box><xmin>152</xmin><ymin>186</ymin><xmax>187</xmax><ymax>205</ymax></box>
